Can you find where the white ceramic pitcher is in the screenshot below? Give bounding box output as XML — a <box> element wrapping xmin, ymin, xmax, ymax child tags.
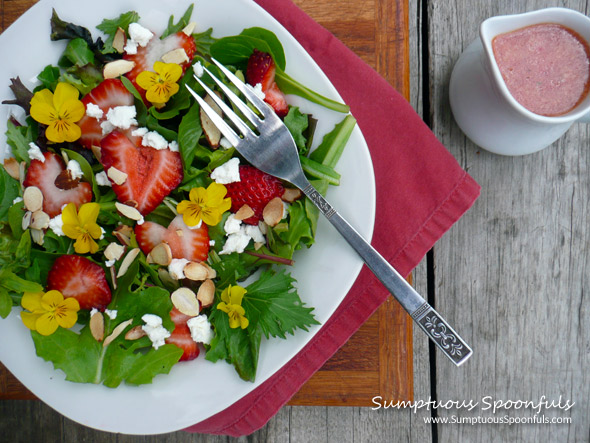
<box><xmin>449</xmin><ymin>8</ymin><xmax>590</xmax><ymax>156</ymax></box>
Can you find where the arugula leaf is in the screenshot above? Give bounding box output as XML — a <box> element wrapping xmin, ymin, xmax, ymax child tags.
<box><xmin>194</xmin><ymin>28</ymin><xmax>216</xmax><ymax>57</ymax></box>
<box><xmin>96</xmin><ymin>11</ymin><xmax>140</xmax><ymax>54</ymax></box>
<box><xmin>36</xmin><ymin>65</ymin><xmax>61</xmax><ymax>91</ymax></box>
<box><xmin>5</xmin><ymin>120</ymin><xmax>33</xmax><ymax>164</ymax></box>
<box><xmin>59</xmin><ymin>38</ymin><xmax>95</xmax><ymax>68</ymax></box>
<box><xmin>161</xmin><ymin>4</ymin><xmax>194</xmax><ymax>39</ymax></box>
<box><xmin>178</xmin><ymin>102</ymin><xmax>202</xmax><ymax>173</ymax></box>
<box><xmin>210</xmin><ymin>35</ymin><xmax>274</xmax><ymax>66</ymax></box>
<box><xmin>120</xmin><ymin>76</ymin><xmax>148</xmax><ymax>126</ymax></box>
<box><xmin>244</xmin><ymin>269</ymin><xmax>319</xmax><ymax>339</ymax></box>
<box><xmin>2</xmin><ymin>77</ymin><xmax>33</xmax><ymax>114</ymax></box>
<box><xmin>0</xmin><ymin>165</ymin><xmax>20</xmax><ymax>222</ymax></box>
<box><xmin>283</xmin><ymin>107</ymin><xmax>309</xmax><ymax>152</ymax></box>
<box><xmin>299</xmin><ymin>155</ymin><xmax>340</xmax><ymax>185</ymax></box>
<box><xmin>0</xmin><ymin>287</ymin><xmax>11</xmax><ymax>319</ymax></box>
<box><xmin>239</xmin><ymin>28</ymin><xmax>286</xmax><ymax>70</ymax></box>
<box><xmin>309</xmin><ymin>114</ymin><xmax>356</xmax><ymax>167</ymax></box>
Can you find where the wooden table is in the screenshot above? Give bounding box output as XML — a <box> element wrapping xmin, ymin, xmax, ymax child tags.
<box><xmin>3</xmin><ymin>0</ymin><xmax>588</xmax><ymax>442</ymax></box>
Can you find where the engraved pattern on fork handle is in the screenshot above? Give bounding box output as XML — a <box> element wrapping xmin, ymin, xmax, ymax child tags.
<box><xmin>301</xmin><ymin>182</ymin><xmax>473</xmax><ymax>366</ymax></box>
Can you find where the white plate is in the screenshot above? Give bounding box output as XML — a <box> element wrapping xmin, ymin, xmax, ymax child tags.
<box><xmin>0</xmin><ymin>0</ymin><xmax>375</xmax><ymax>435</ymax></box>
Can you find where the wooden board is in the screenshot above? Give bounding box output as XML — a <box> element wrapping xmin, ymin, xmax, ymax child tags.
<box><xmin>0</xmin><ymin>0</ymin><xmax>413</xmax><ymax>407</ymax></box>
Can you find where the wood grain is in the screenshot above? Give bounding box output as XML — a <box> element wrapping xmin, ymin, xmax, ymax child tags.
<box><xmin>0</xmin><ymin>0</ymin><xmax>413</xmax><ymax>409</ymax></box>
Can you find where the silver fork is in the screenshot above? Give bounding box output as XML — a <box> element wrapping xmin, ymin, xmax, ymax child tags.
<box><xmin>186</xmin><ymin>59</ymin><xmax>472</xmax><ymax>366</ymax></box>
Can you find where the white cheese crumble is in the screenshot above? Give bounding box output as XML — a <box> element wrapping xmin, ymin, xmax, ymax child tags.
<box><xmin>12</xmin><ymin>197</ymin><xmax>23</xmax><ymax>205</ymax></box>
<box><xmin>210</xmin><ymin>157</ymin><xmax>240</xmax><ymax>184</ymax></box>
<box><xmin>48</xmin><ymin>214</ymin><xmax>64</xmax><ymax>237</ymax></box>
<box><xmin>193</xmin><ymin>61</ymin><xmax>204</xmax><ymax>78</ymax></box>
<box><xmin>27</xmin><ymin>143</ymin><xmax>44</xmax><ymax>162</ymax></box>
<box><xmin>66</xmin><ymin>160</ymin><xmax>83</xmax><ymax>180</ymax></box>
<box><xmin>141</xmin><ymin>314</ymin><xmax>171</xmax><ymax>350</ymax></box>
<box><xmin>90</xmin><ymin>308</ymin><xmax>99</xmax><ymax>317</ymax></box>
<box><xmin>169</xmin><ymin>258</ymin><xmax>190</xmax><ymax>280</ymax></box>
<box><xmin>128</xmin><ymin>23</ymin><xmax>154</xmax><ymax>47</ymax></box>
<box><xmin>95</xmin><ymin>171</ymin><xmax>111</xmax><ymax>187</ymax></box>
<box><xmin>106</xmin><ymin>105</ymin><xmax>138</xmax><ymax>130</ymax></box>
<box><xmin>104</xmin><ymin>309</ymin><xmax>118</xmax><ymax>320</ymax></box>
<box><xmin>252</xmin><ymin>83</ymin><xmax>266</xmax><ymax>100</ymax></box>
<box><xmin>99</xmin><ymin>227</ymin><xmax>106</xmax><ymax>240</ymax></box>
<box><xmin>219</xmin><ymin>137</ymin><xmax>233</xmax><ymax>150</ymax></box>
<box><xmin>142</xmin><ymin>130</ymin><xmax>169</xmax><ymax>150</ymax></box>
<box><xmin>220</xmin><ymin>216</ymin><xmax>267</xmax><ymax>255</ymax></box>
<box><xmin>85</xmin><ymin>102</ymin><xmax>103</xmax><ymax>120</ymax></box>
<box><xmin>209</xmin><ymin>240</ymin><xmax>216</xmax><ymax>246</ymax></box>
<box><xmin>187</xmin><ymin>314</ymin><xmax>214</xmax><ymax>344</ymax></box>
<box><xmin>105</xmin><ymin>259</ymin><xmax>116</xmax><ymax>268</ymax></box>
<box><xmin>100</xmin><ymin>120</ymin><xmax>115</xmax><ymax>136</ymax></box>
<box><xmin>245</xmin><ymin>224</ymin><xmax>265</xmax><ymax>243</ymax></box>
<box><xmin>168</xmin><ymin>140</ymin><xmax>179</xmax><ymax>152</ymax></box>
<box><xmin>220</xmin><ymin>231</ymin><xmax>251</xmax><ymax>255</ymax></box>
<box><xmin>224</xmin><ymin>214</ymin><xmax>242</xmax><ymax>235</ymax></box>
<box><xmin>131</xmin><ymin>127</ymin><xmax>149</xmax><ymax>137</ymax></box>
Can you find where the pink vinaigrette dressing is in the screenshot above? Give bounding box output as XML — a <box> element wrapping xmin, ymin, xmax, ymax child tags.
<box><xmin>492</xmin><ymin>23</ymin><xmax>590</xmax><ymax>116</ymax></box>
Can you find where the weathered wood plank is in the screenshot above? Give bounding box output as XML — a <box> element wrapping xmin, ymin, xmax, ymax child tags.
<box><xmin>429</xmin><ymin>1</ymin><xmax>590</xmax><ymax>442</ymax></box>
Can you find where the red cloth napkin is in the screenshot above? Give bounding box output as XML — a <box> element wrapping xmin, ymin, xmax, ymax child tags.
<box><xmin>185</xmin><ymin>0</ymin><xmax>480</xmax><ymax>436</ymax></box>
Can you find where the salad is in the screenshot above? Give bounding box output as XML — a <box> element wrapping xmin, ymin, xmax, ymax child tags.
<box><xmin>0</xmin><ymin>4</ymin><xmax>356</xmax><ymax>386</ymax></box>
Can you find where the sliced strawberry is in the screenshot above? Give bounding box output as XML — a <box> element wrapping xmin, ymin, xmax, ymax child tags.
<box><xmin>23</xmin><ymin>152</ymin><xmax>92</xmax><ymax>218</ymax></box>
<box><xmin>124</xmin><ymin>31</ymin><xmax>196</xmax><ymax>94</ymax></box>
<box><xmin>225</xmin><ymin>165</ymin><xmax>284</xmax><ymax>225</ymax></box>
<box><xmin>245</xmin><ymin>49</ymin><xmax>289</xmax><ymax>118</ymax></box>
<box><xmin>100</xmin><ymin>131</ymin><xmax>183</xmax><ymax>215</ymax></box>
<box><xmin>47</xmin><ymin>255</ymin><xmax>112</xmax><ymax>311</ymax></box>
<box><xmin>166</xmin><ymin>307</ymin><xmax>199</xmax><ymax>361</ymax></box>
<box><xmin>135</xmin><ymin>214</ymin><xmax>209</xmax><ymax>262</ymax></box>
<box><xmin>78</xmin><ymin>79</ymin><xmax>135</xmax><ymax>149</ymax></box>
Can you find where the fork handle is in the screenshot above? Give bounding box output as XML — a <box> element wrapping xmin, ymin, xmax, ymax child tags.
<box><xmin>300</xmin><ymin>183</ymin><xmax>473</xmax><ymax>366</ymax></box>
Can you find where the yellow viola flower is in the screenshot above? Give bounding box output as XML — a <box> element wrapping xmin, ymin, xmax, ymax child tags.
<box><xmin>21</xmin><ymin>290</ymin><xmax>80</xmax><ymax>336</ymax></box>
<box><xmin>177</xmin><ymin>182</ymin><xmax>231</xmax><ymax>227</ymax></box>
<box><xmin>217</xmin><ymin>285</ymin><xmax>249</xmax><ymax>329</ymax></box>
<box><xmin>61</xmin><ymin>202</ymin><xmax>102</xmax><ymax>254</ymax></box>
<box><xmin>136</xmin><ymin>61</ymin><xmax>182</xmax><ymax>106</ymax></box>
<box><xmin>29</xmin><ymin>82</ymin><xmax>85</xmax><ymax>143</ymax></box>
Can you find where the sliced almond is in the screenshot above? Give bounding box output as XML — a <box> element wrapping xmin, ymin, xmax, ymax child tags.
<box><xmin>90</xmin><ymin>311</ymin><xmax>105</xmax><ymax>342</ymax></box>
<box><xmin>107</xmin><ymin>166</ymin><xmax>128</xmax><ymax>185</ymax></box>
<box><xmin>258</xmin><ymin>221</ymin><xmax>268</xmax><ymax>235</ymax></box>
<box><xmin>201</xmin><ymin>262</ymin><xmax>217</xmax><ymax>279</ymax></box>
<box><xmin>113</xmin><ymin>225</ymin><xmax>133</xmax><ymax>246</ymax></box>
<box><xmin>124</xmin><ymin>200</ymin><xmax>139</xmax><ymax>209</ymax></box>
<box><xmin>182</xmin><ymin>22</ymin><xmax>196</xmax><ymax>36</ymax></box>
<box><xmin>22</xmin><ymin>211</ymin><xmax>32</xmax><ymax>230</ymax></box>
<box><xmin>175</xmin><ymin>229</ymin><xmax>184</xmax><ymax>237</ymax></box>
<box><xmin>125</xmin><ymin>325</ymin><xmax>147</xmax><ymax>340</ymax></box>
<box><xmin>104</xmin><ymin>242</ymin><xmax>125</xmax><ymax>261</ymax></box>
<box><xmin>3</xmin><ymin>158</ymin><xmax>21</xmax><ymax>180</ymax></box>
<box><xmin>171</xmin><ymin>287</ymin><xmax>201</xmax><ymax>316</ymax></box>
<box><xmin>23</xmin><ymin>186</ymin><xmax>43</xmax><ymax>212</ymax></box>
<box><xmin>183</xmin><ymin>262</ymin><xmax>209</xmax><ymax>281</ymax></box>
<box><xmin>30</xmin><ymin>228</ymin><xmax>45</xmax><ymax>245</ymax></box>
<box><xmin>112</xmin><ymin>27</ymin><xmax>126</xmax><ymax>53</ymax></box>
<box><xmin>103</xmin><ymin>318</ymin><xmax>133</xmax><ymax>347</ymax></box>
<box><xmin>161</xmin><ymin>48</ymin><xmax>189</xmax><ymax>65</ymax></box>
<box><xmin>197</xmin><ymin>279</ymin><xmax>215</xmax><ymax>308</ymax></box>
<box><xmin>262</xmin><ymin>197</ymin><xmax>284</xmax><ymax>227</ymax></box>
<box><xmin>200</xmin><ymin>95</ymin><xmax>223</xmax><ymax>148</ymax></box>
<box><xmin>234</xmin><ymin>204</ymin><xmax>255</xmax><ymax>221</ymax></box>
<box><xmin>281</xmin><ymin>188</ymin><xmax>302</xmax><ymax>203</ymax></box>
<box><xmin>103</xmin><ymin>59</ymin><xmax>135</xmax><ymax>79</ymax></box>
<box><xmin>116</xmin><ymin>247</ymin><xmax>140</xmax><ymax>278</ymax></box>
<box><xmin>254</xmin><ymin>242</ymin><xmax>264</xmax><ymax>250</ymax></box>
<box><xmin>110</xmin><ymin>266</ymin><xmax>117</xmax><ymax>290</ymax></box>
<box><xmin>115</xmin><ymin>202</ymin><xmax>143</xmax><ymax>222</ymax></box>
<box><xmin>148</xmin><ymin>243</ymin><xmax>172</xmax><ymax>266</ymax></box>
<box><xmin>91</xmin><ymin>145</ymin><xmax>102</xmax><ymax>162</ymax></box>
<box><xmin>30</xmin><ymin>210</ymin><xmax>50</xmax><ymax>230</ymax></box>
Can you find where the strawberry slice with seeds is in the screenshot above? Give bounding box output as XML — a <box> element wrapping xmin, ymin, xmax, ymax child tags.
<box><xmin>100</xmin><ymin>131</ymin><xmax>183</xmax><ymax>215</ymax></box>
<box><xmin>47</xmin><ymin>255</ymin><xmax>112</xmax><ymax>311</ymax></box>
<box><xmin>78</xmin><ymin>79</ymin><xmax>135</xmax><ymax>149</ymax></box>
<box><xmin>23</xmin><ymin>152</ymin><xmax>93</xmax><ymax>218</ymax></box>
<box><xmin>124</xmin><ymin>31</ymin><xmax>196</xmax><ymax>94</ymax></box>
<box><xmin>245</xmin><ymin>49</ymin><xmax>289</xmax><ymax>118</ymax></box>
<box><xmin>135</xmin><ymin>214</ymin><xmax>209</xmax><ymax>263</ymax></box>
<box><xmin>225</xmin><ymin>165</ymin><xmax>285</xmax><ymax>225</ymax></box>
<box><xmin>166</xmin><ymin>307</ymin><xmax>200</xmax><ymax>361</ymax></box>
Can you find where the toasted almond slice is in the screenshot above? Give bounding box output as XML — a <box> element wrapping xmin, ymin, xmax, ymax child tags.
<box><xmin>117</xmin><ymin>247</ymin><xmax>140</xmax><ymax>278</ymax></box>
<box><xmin>113</xmin><ymin>225</ymin><xmax>132</xmax><ymax>246</ymax></box>
<box><xmin>103</xmin><ymin>59</ymin><xmax>135</xmax><ymax>79</ymax></box>
<box><xmin>30</xmin><ymin>228</ymin><xmax>45</xmax><ymax>245</ymax></box>
<box><xmin>115</xmin><ymin>202</ymin><xmax>143</xmax><ymax>222</ymax></box>
<box><xmin>258</xmin><ymin>221</ymin><xmax>268</xmax><ymax>235</ymax></box>
<box><xmin>30</xmin><ymin>210</ymin><xmax>50</xmax><ymax>230</ymax></box>
<box><xmin>103</xmin><ymin>318</ymin><xmax>133</xmax><ymax>347</ymax></box>
<box><xmin>254</xmin><ymin>241</ymin><xmax>264</xmax><ymax>250</ymax></box>
<box><xmin>125</xmin><ymin>325</ymin><xmax>147</xmax><ymax>340</ymax></box>
<box><xmin>91</xmin><ymin>145</ymin><xmax>102</xmax><ymax>162</ymax></box>
<box><xmin>201</xmin><ymin>262</ymin><xmax>217</xmax><ymax>279</ymax></box>
<box><xmin>112</xmin><ymin>27</ymin><xmax>126</xmax><ymax>53</ymax></box>
<box><xmin>23</xmin><ymin>186</ymin><xmax>43</xmax><ymax>212</ymax></box>
<box><xmin>200</xmin><ymin>95</ymin><xmax>223</xmax><ymax>148</ymax></box>
<box><xmin>90</xmin><ymin>311</ymin><xmax>105</xmax><ymax>342</ymax></box>
<box><xmin>183</xmin><ymin>262</ymin><xmax>209</xmax><ymax>281</ymax></box>
<box><xmin>263</xmin><ymin>197</ymin><xmax>284</xmax><ymax>227</ymax></box>
<box><xmin>149</xmin><ymin>243</ymin><xmax>173</xmax><ymax>266</ymax></box>
<box><xmin>161</xmin><ymin>48</ymin><xmax>189</xmax><ymax>65</ymax></box>
<box><xmin>281</xmin><ymin>188</ymin><xmax>302</xmax><ymax>203</ymax></box>
<box><xmin>175</xmin><ymin>229</ymin><xmax>184</xmax><ymax>237</ymax></box>
<box><xmin>197</xmin><ymin>279</ymin><xmax>215</xmax><ymax>308</ymax></box>
<box><xmin>234</xmin><ymin>204</ymin><xmax>255</xmax><ymax>221</ymax></box>
<box><xmin>107</xmin><ymin>166</ymin><xmax>128</xmax><ymax>185</ymax></box>
<box><xmin>104</xmin><ymin>242</ymin><xmax>125</xmax><ymax>261</ymax></box>
<box><xmin>22</xmin><ymin>211</ymin><xmax>32</xmax><ymax>230</ymax></box>
<box><xmin>3</xmin><ymin>158</ymin><xmax>21</xmax><ymax>180</ymax></box>
<box><xmin>110</xmin><ymin>266</ymin><xmax>117</xmax><ymax>290</ymax></box>
<box><xmin>182</xmin><ymin>22</ymin><xmax>196</xmax><ymax>36</ymax></box>
<box><xmin>171</xmin><ymin>287</ymin><xmax>201</xmax><ymax>316</ymax></box>
<box><xmin>124</xmin><ymin>200</ymin><xmax>139</xmax><ymax>209</ymax></box>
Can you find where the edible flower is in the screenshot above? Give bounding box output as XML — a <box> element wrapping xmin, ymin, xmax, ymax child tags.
<box><xmin>136</xmin><ymin>61</ymin><xmax>182</xmax><ymax>106</ymax></box>
<box><xmin>176</xmin><ymin>182</ymin><xmax>231</xmax><ymax>227</ymax></box>
<box><xmin>217</xmin><ymin>285</ymin><xmax>249</xmax><ymax>329</ymax></box>
<box><xmin>29</xmin><ymin>82</ymin><xmax>85</xmax><ymax>143</ymax></box>
<box><xmin>21</xmin><ymin>290</ymin><xmax>80</xmax><ymax>336</ymax></box>
<box><xmin>61</xmin><ymin>202</ymin><xmax>102</xmax><ymax>254</ymax></box>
